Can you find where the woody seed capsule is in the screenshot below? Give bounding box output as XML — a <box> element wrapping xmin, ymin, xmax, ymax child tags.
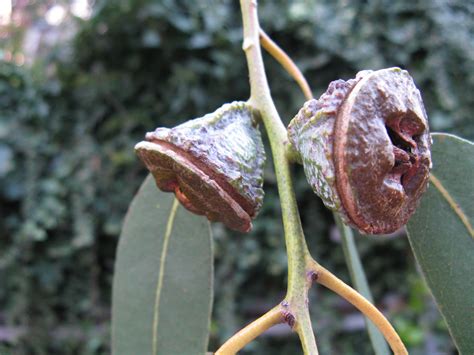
<box><xmin>135</xmin><ymin>102</ymin><xmax>265</xmax><ymax>233</ymax></box>
<box><xmin>288</xmin><ymin>68</ymin><xmax>431</xmax><ymax>234</ymax></box>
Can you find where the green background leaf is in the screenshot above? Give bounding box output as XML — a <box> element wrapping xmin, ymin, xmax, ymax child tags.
<box><xmin>112</xmin><ymin>175</ymin><xmax>213</xmax><ymax>355</ymax></box>
<box><xmin>407</xmin><ymin>133</ymin><xmax>474</xmax><ymax>354</ymax></box>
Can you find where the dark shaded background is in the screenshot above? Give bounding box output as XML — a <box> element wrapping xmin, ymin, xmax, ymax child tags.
<box><xmin>1</xmin><ymin>1</ymin><xmax>473</xmax><ymax>354</ymax></box>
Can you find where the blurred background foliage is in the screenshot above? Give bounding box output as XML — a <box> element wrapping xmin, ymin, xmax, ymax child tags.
<box><xmin>1</xmin><ymin>0</ymin><xmax>472</xmax><ymax>354</ymax></box>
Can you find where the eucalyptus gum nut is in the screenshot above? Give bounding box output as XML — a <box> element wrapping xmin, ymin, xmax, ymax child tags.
<box><xmin>135</xmin><ymin>102</ymin><xmax>265</xmax><ymax>233</ymax></box>
<box><xmin>288</xmin><ymin>68</ymin><xmax>431</xmax><ymax>235</ymax></box>
<box><xmin>288</xmin><ymin>76</ymin><xmax>365</xmax><ymax>213</ymax></box>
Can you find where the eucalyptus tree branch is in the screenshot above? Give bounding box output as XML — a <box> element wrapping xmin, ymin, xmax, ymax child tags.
<box><xmin>217</xmin><ymin>2</ymin><xmax>409</xmax><ymax>355</ymax></box>
<box><xmin>233</xmin><ymin>0</ymin><xmax>318</xmax><ymax>353</ymax></box>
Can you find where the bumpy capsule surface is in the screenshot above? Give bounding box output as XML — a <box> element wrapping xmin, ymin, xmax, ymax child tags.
<box><xmin>288</xmin><ymin>68</ymin><xmax>431</xmax><ymax>234</ymax></box>
<box><xmin>135</xmin><ymin>102</ymin><xmax>265</xmax><ymax>233</ymax></box>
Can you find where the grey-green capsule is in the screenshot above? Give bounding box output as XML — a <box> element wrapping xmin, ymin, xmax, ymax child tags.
<box><xmin>288</xmin><ymin>68</ymin><xmax>431</xmax><ymax>234</ymax></box>
<box><xmin>135</xmin><ymin>102</ymin><xmax>265</xmax><ymax>233</ymax></box>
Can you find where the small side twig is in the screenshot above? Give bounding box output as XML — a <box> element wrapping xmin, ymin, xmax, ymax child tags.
<box><xmin>259</xmin><ymin>29</ymin><xmax>313</xmax><ymax>101</ymax></box>
<box><xmin>309</xmin><ymin>261</ymin><xmax>408</xmax><ymax>355</ymax></box>
<box><xmin>215</xmin><ymin>306</ymin><xmax>283</xmax><ymax>354</ymax></box>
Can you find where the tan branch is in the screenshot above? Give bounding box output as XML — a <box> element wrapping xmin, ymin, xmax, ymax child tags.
<box><xmin>259</xmin><ymin>29</ymin><xmax>313</xmax><ymax>100</ymax></box>
<box><xmin>215</xmin><ymin>306</ymin><xmax>283</xmax><ymax>355</ymax></box>
<box><xmin>310</xmin><ymin>262</ymin><xmax>408</xmax><ymax>355</ymax></box>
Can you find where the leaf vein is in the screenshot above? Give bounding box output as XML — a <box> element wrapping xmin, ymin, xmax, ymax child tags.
<box><xmin>152</xmin><ymin>198</ymin><xmax>180</xmax><ymax>354</ymax></box>
<box><xmin>430</xmin><ymin>174</ymin><xmax>474</xmax><ymax>239</ymax></box>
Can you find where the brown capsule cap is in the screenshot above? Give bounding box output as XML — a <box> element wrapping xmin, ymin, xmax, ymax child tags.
<box><xmin>135</xmin><ymin>140</ymin><xmax>254</xmax><ymax>232</ymax></box>
<box><xmin>135</xmin><ymin>102</ymin><xmax>265</xmax><ymax>233</ymax></box>
<box><xmin>334</xmin><ymin>67</ymin><xmax>431</xmax><ymax>234</ymax></box>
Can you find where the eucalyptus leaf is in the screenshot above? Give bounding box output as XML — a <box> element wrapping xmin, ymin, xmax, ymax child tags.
<box><xmin>406</xmin><ymin>133</ymin><xmax>474</xmax><ymax>354</ymax></box>
<box><xmin>112</xmin><ymin>175</ymin><xmax>213</xmax><ymax>355</ymax></box>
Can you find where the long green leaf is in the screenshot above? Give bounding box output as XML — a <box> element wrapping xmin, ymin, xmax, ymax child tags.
<box><xmin>406</xmin><ymin>133</ymin><xmax>474</xmax><ymax>354</ymax></box>
<box><xmin>112</xmin><ymin>175</ymin><xmax>213</xmax><ymax>355</ymax></box>
<box><xmin>335</xmin><ymin>214</ymin><xmax>390</xmax><ymax>355</ymax></box>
